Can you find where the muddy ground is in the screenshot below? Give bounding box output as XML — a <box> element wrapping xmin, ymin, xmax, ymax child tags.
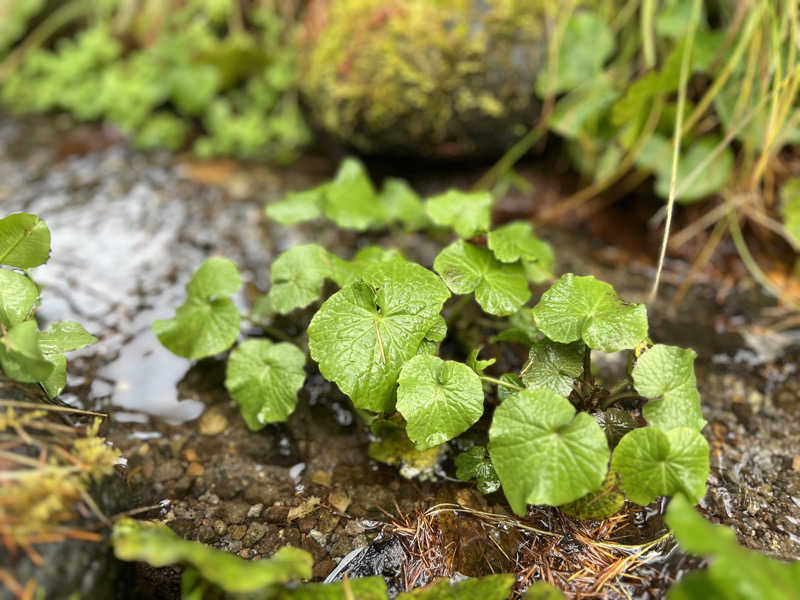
<box><xmin>1</xmin><ymin>114</ymin><xmax>798</xmax><ymax>598</ymax></box>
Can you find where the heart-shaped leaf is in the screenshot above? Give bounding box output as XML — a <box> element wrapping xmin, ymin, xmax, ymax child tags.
<box><xmin>379</xmin><ymin>178</ymin><xmax>428</xmax><ymax>231</ymax></box>
<box><xmin>425</xmin><ymin>190</ymin><xmax>492</xmax><ymax>238</ymax></box>
<box><xmin>308</xmin><ymin>260</ymin><xmax>449</xmax><ymax>413</ymax></box>
<box><xmin>532</xmin><ymin>274</ymin><xmax>648</xmax><ymax>352</ymax></box>
<box><xmin>0</xmin><ymin>269</ymin><xmax>39</xmax><ymax>328</ymax></box>
<box><xmin>0</xmin><ymin>320</ymin><xmax>54</xmax><ymax>382</ymax></box>
<box><xmin>266</xmin><ymin>244</ymin><xmax>338</xmax><ymax>314</ymax></box>
<box><xmin>434</xmin><ymin>240</ymin><xmax>530</xmax><ymax>316</ymax></box>
<box><xmin>37</xmin><ymin>321</ymin><xmax>98</xmax><ymax>398</ymax></box>
<box><xmin>611</xmin><ymin>427</ymin><xmax>709</xmax><ymax>506</ymax></box>
<box><xmin>489</xmin><ymin>389</ymin><xmax>610</xmax><ymax>514</ymax></box>
<box><xmin>0</xmin><ymin>213</ymin><xmax>51</xmax><ymax>269</ymax></box>
<box><xmin>225</xmin><ymin>339</ymin><xmax>306</xmax><ymax>429</ymax></box>
<box><xmin>487</xmin><ymin>221</ymin><xmax>555</xmax><ymax>281</ymax></box>
<box><xmin>522</xmin><ymin>338</ymin><xmax>584</xmax><ymax>397</ymax></box>
<box><xmin>153</xmin><ymin>257</ymin><xmax>242</xmax><ymax>359</ymax></box>
<box><xmin>396</xmin><ymin>355</ymin><xmax>484</xmax><ymax>451</ymax></box>
<box><xmin>634</xmin><ymin>344</ymin><xmax>705</xmax><ymax>431</ymax></box>
<box><xmin>264</xmin><ymin>185</ymin><xmax>326</xmax><ymax>226</ymax></box>
<box><xmin>323</xmin><ymin>157</ymin><xmax>385</xmax><ymax>230</ymax></box>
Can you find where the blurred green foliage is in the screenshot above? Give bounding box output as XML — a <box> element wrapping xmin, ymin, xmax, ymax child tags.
<box><xmin>0</xmin><ymin>0</ymin><xmax>310</xmax><ymax>160</ymax></box>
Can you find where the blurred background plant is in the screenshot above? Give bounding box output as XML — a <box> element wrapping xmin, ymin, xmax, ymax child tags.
<box><xmin>0</xmin><ymin>0</ymin><xmax>310</xmax><ymax>161</ymax></box>
<box><xmin>1</xmin><ymin>0</ymin><xmax>799</xmax><ymax>303</ymax></box>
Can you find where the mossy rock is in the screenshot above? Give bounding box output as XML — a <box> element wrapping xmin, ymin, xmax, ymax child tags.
<box><xmin>301</xmin><ymin>0</ymin><xmax>549</xmax><ymax>159</ymax></box>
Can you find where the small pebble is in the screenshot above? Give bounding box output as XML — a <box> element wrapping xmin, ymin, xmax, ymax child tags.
<box><xmin>198</xmin><ymin>408</ymin><xmax>228</xmax><ymax>436</ymax></box>
<box><xmin>186</xmin><ymin>462</ymin><xmax>205</xmax><ymax>476</ymax></box>
<box><xmin>247</xmin><ymin>503</ymin><xmax>264</xmax><ymax>518</ymax></box>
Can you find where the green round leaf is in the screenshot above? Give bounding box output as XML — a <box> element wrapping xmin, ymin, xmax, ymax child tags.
<box><xmin>185</xmin><ymin>256</ymin><xmax>242</xmax><ymax>298</ymax></box>
<box><xmin>323</xmin><ymin>157</ymin><xmax>385</xmax><ymax>230</ymax></box>
<box><xmin>0</xmin><ymin>213</ymin><xmax>51</xmax><ymax>269</ymax></box>
<box><xmin>225</xmin><ymin>339</ymin><xmax>306</xmax><ymax>430</ymax></box>
<box><xmin>634</xmin><ymin>344</ymin><xmax>705</xmax><ymax>432</ymax></box>
<box><xmin>487</xmin><ymin>221</ymin><xmax>554</xmax><ymax>271</ymax></box>
<box><xmin>0</xmin><ymin>320</ymin><xmax>54</xmax><ymax>382</ymax></box>
<box><xmin>489</xmin><ymin>389</ymin><xmax>610</xmax><ymax>514</ymax></box>
<box><xmin>153</xmin><ymin>257</ymin><xmax>242</xmax><ymax>360</ymax></box>
<box><xmin>265</xmin><ymin>186</ymin><xmax>325</xmax><ymax>226</ymax></box>
<box><xmin>267</xmin><ymin>244</ymin><xmax>336</xmax><ymax>314</ymax></box>
<box><xmin>396</xmin><ymin>355</ymin><xmax>484</xmax><ymax>451</ymax></box>
<box><xmin>39</xmin><ymin>353</ymin><xmax>67</xmax><ymax>399</ymax></box>
<box><xmin>532</xmin><ymin>274</ymin><xmax>648</xmax><ymax>352</ymax></box>
<box><xmin>611</xmin><ymin>427</ymin><xmax>709</xmax><ymax>506</ymax></box>
<box><xmin>308</xmin><ymin>260</ymin><xmax>450</xmax><ymax>413</ymax></box>
<box><xmin>379</xmin><ymin>178</ymin><xmax>428</xmax><ymax>231</ymax></box>
<box><xmin>0</xmin><ymin>268</ymin><xmax>39</xmax><ymax>328</ymax></box>
<box><xmin>522</xmin><ymin>338</ymin><xmax>585</xmax><ymax>397</ymax></box>
<box><xmin>38</xmin><ymin>321</ymin><xmax>97</xmax><ymax>354</ymax></box>
<box><xmin>425</xmin><ymin>190</ymin><xmax>492</xmax><ymax>238</ymax></box>
<box><xmin>434</xmin><ymin>240</ymin><xmax>530</xmax><ymax>316</ymax></box>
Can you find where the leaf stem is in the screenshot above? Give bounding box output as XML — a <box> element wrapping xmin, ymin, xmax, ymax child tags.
<box><xmin>443</xmin><ymin>294</ymin><xmax>472</xmax><ymax>324</ymax></box>
<box><xmin>480</xmin><ymin>376</ymin><xmax>524</xmax><ymax>392</ymax></box>
<box><xmin>240</xmin><ymin>314</ymin><xmax>295</xmax><ymax>343</ymax></box>
<box><xmin>600</xmin><ymin>391</ymin><xmax>643</xmax><ymax>410</ymax></box>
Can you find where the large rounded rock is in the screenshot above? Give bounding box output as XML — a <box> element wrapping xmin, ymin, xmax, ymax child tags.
<box><xmin>302</xmin><ymin>0</ymin><xmax>548</xmax><ymax>159</ymax></box>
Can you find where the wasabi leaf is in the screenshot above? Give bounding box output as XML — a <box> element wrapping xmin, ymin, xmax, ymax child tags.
<box><xmin>153</xmin><ymin>257</ymin><xmax>242</xmax><ymax>359</ymax></box>
<box><xmin>379</xmin><ymin>178</ymin><xmax>428</xmax><ymax>231</ymax></box>
<box><xmin>267</xmin><ymin>244</ymin><xmax>338</xmax><ymax>314</ymax></box>
<box><xmin>397</xmin><ymin>574</ymin><xmax>514</xmax><ymax>599</ymax></box>
<box><xmin>550</xmin><ymin>75</ymin><xmax>620</xmax><ymax>139</ymax></box>
<box><xmin>434</xmin><ymin>240</ymin><xmax>530</xmax><ymax>316</ymax></box>
<box><xmin>489</xmin><ymin>389</ymin><xmax>610</xmax><ymax>514</ymax></box>
<box><xmin>323</xmin><ymin>157</ymin><xmax>385</xmax><ymax>231</ymax></box>
<box><xmin>487</xmin><ymin>221</ymin><xmax>555</xmax><ymax>281</ymax></box>
<box><xmin>37</xmin><ymin>321</ymin><xmax>98</xmax><ymax>398</ymax></box>
<box><xmin>308</xmin><ymin>260</ymin><xmax>450</xmax><ymax>413</ymax></box>
<box><xmin>0</xmin><ymin>320</ymin><xmax>54</xmax><ymax>382</ymax></box>
<box><xmin>112</xmin><ymin>518</ymin><xmax>311</xmax><ymax>593</ymax></box>
<box><xmin>611</xmin><ymin>427</ymin><xmax>709</xmax><ymax>506</ymax></box>
<box><xmin>396</xmin><ymin>355</ymin><xmax>484</xmax><ymax>451</ymax></box>
<box><xmin>665</xmin><ymin>495</ymin><xmax>800</xmax><ymax>600</ymax></box>
<box><xmin>634</xmin><ymin>344</ymin><xmax>705</xmax><ymax>431</ymax></box>
<box><xmin>0</xmin><ymin>213</ymin><xmax>51</xmax><ymax>269</ymax></box>
<box><xmin>651</xmin><ymin>135</ymin><xmax>734</xmax><ymax>203</ymax></box>
<box><xmin>425</xmin><ymin>190</ymin><xmax>492</xmax><ymax>238</ymax></box>
<box><xmin>225</xmin><ymin>339</ymin><xmax>306</xmax><ymax>430</ymax></box>
<box><xmin>535</xmin><ymin>11</ymin><xmax>614</xmax><ymax>96</ymax></box>
<box><xmin>265</xmin><ymin>186</ymin><xmax>325</xmax><ymax>226</ymax></box>
<box><xmin>522</xmin><ymin>338</ymin><xmax>584</xmax><ymax>397</ymax></box>
<box><xmin>454</xmin><ymin>445</ymin><xmax>501</xmax><ymax>495</ymax></box>
<box><xmin>532</xmin><ymin>274</ymin><xmax>648</xmax><ymax>353</ymax></box>
<box><xmin>0</xmin><ymin>269</ymin><xmax>39</xmax><ymax>328</ymax></box>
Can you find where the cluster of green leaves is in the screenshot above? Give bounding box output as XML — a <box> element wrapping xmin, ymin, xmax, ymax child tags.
<box><xmin>1</xmin><ymin>2</ymin><xmax>309</xmax><ymax>160</ymax></box>
<box><xmin>112</xmin><ymin>517</ymin><xmax>516</xmax><ymax>599</ymax></box>
<box><xmin>0</xmin><ymin>213</ymin><xmax>97</xmax><ymax>397</ymax></box>
<box><xmin>543</xmin><ymin>1</ymin><xmax>798</xmax><ymax>206</ymax></box>
<box><xmin>158</xmin><ymin>169</ymin><xmax>707</xmax><ymax>519</ymax></box>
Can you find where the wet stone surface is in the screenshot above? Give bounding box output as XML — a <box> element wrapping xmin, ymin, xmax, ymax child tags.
<box><xmin>1</xmin><ymin>114</ymin><xmax>799</xmax><ymax>598</ymax></box>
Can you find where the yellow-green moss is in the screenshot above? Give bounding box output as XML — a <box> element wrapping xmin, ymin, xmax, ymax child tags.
<box><xmin>302</xmin><ymin>0</ymin><xmax>549</xmax><ymax>157</ymax></box>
